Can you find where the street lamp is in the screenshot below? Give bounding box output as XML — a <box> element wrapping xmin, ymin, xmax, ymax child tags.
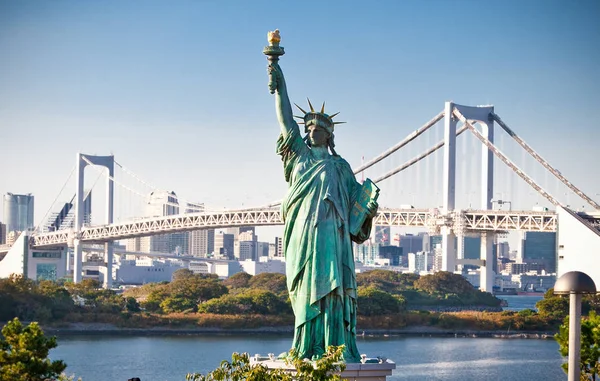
<box><xmin>554</xmin><ymin>271</ymin><xmax>597</xmax><ymax>381</ymax></box>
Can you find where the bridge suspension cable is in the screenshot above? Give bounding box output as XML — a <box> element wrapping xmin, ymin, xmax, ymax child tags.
<box><xmin>33</xmin><ymin>166</ymin><xmax>75</xmax><ymax>235</ymax></box>
<box><xmin>453</xmin><ymin>108</ymin><xmax>562</xmax><ymax>207</ymax></box>
<box><xmin>114</xmin><ymin>160</ymin><xmax>157</xmax><ymax>191</ymax></box>
<box><xmin>491</xmin><ymin>113</ymin><xmax>600</xmax><ymax>210</ymax></box>
<box><xmin>373</xmin><ymin>125</ymin><xmax>468</xmax><ymax>184</ymax></box>
<box><xmin>353</xmin><ymin>110</ymin><xmax>444</xmax><ymax>174</ymax></box>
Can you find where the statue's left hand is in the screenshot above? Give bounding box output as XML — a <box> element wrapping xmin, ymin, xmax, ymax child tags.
<box><xmin>366</xmin><ymin>200</ymin><xmax>379</xmax><ymax>219</ymax></box>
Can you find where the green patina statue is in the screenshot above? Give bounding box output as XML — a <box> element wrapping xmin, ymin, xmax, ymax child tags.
<box><xmin>264</xmin><ymin>30</ymin><xmax>379</xmax><ymax>362</ymax></box>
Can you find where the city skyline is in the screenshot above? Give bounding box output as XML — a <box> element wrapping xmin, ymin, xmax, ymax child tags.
<box><xmin>1</xmin><ymin>1</ymin><xmax>599</xmax><ymax>242</ymax></box>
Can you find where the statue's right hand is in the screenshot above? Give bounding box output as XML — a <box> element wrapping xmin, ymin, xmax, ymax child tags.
<box><xmin>267</xmin><ymin>63</ymin><xmax>281</xmax><ymax>94</ymax></box>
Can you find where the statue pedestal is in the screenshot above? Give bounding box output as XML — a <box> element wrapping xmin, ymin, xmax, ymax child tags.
<box><xmin>250</xmin><ymin>356</ymin><xmax>396</xmax><ymax>381</ymax></box>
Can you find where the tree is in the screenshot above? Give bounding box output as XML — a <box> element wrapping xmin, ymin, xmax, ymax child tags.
<box><xmin>248</xmin><ymin>273</ymin><xmax>288</xmax><ymax>295</ymax></box>
<box><xmin>186</xmin><ymin>345</ymin><xmax>346</xmax><ymax>381</ymax></box>
<box><xmin>0</xmin><ymin>318</ymin><xmax>67</xmax><ymax>381</ymax></box>
<box><xmin>222</xmin><ymin>272</ymin><xmax>252</xmax><ymax>289</ymax></box>
<box><xmin>414</xmin><ymin>271</ymin><xmax>476</xmax><ymax>295</ymax></box>
<box><xmin>357</xmin><ymin>287</ymin><xmax>405</xmax><ymax>316</ymax></box>
<box><xmin>555</xmin><ymin>311</ymin><xmax>600</xmax><ymax>379</ymax></box>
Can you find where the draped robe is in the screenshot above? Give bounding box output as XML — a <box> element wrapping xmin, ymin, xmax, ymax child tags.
<box><xmin>277</xmin><ymin>127</ymin><xmax>373</xmax><ymax>362</ymax></box>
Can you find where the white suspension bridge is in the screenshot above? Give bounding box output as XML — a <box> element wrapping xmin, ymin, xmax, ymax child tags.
<box><xmin>2</xmin><ymin>102</ymin><xmax>599</xmax><ymax>292</ymax></box>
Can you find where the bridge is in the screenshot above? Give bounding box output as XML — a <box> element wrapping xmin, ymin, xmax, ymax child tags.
<box><xmin>2</xmin><ymin>102</ymin><xmax>600</xmax><ymax>292</ymax></box>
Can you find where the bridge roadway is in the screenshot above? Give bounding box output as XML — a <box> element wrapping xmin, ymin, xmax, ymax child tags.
<box><xmin>29</xmin><ymin>208</ymin><xmax>561</xmax><ymax>249</ymax></box>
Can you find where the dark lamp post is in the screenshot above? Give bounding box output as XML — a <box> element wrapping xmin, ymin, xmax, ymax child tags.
<box><xmin>554</xmin><ymin>271</ymin><xmax>597</xmax><ymax>381</ymax></box>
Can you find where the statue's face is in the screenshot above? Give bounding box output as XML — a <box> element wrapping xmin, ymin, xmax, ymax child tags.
<box><xmin>308</xmin><ymin>125</ymin><xmax>329</xmax><ymax>147</ymax></box>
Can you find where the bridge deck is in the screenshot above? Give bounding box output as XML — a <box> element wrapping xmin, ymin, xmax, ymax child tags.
<box><xmin>28</xmin><ymin>208</ymin><xmax>564</xmax><ymax>249</ymax></box>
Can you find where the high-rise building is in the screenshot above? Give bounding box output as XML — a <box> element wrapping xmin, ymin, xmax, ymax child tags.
<box><xmin>214</xmin><ymin>231</ymin><xmax>235</xmax><ymax>259</ymax></box>
<box><xmin>146</xmin><ymin>191</ymin><xmax>186</xmax><ymax>254</ymax></box>
<box><xmin>378</xmin><ymin>245</ymin><xmax>402</xmax><ymax>266</ymax></box>
<box><xmin>408</xmin><ymin>251</ymin><xmax>433</xmax><ymax>273</ymax></box>
<box><xmin>522</xmin><ymin>231</ymin><xmax>557</xmax><ymax>273</ymax></box>
<box><xmin>274</xmin><ymin>237</ymin><xmax>284</xmax><ymax>257</ymax></box>
<box><xmin>375</xmin><ymin>226</ymin><xmax>391</xmax><ymax>246</ymax></box>
<box><xmin>395</xmin><ymin>233</ymin><xmax>426</xmax><ymax>255</ymax></box>
<box><xmin>3</xmin><ymin>193</ymin><xmax>34</xmax><ymax>234</ymax></box>
<box><xmin>0</xmin><ymin>222</ymin><xmax>6</xmax><ymax>244</ymax></box>
<box><xmin>185</xmin><ymin>202</ymin><xmax>213</xmax><ymax>257</ymax></box>
<box><xmin>189</xmin><ymin>229</ymin><xmax>215</xmax><ymax>257</ymax></box>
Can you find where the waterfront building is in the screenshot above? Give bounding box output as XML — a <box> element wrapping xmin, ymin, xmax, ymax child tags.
<box><xmin>114</xmin><ymin>259</ymin><xmax>183</xmax><ymax>285</ymax></box>
<box><xmin>213</xmin><ymin>261</ymin><xmax>243</xmax><ymax>278</ymax></box>
<box><xmin>3</xmin><ymin>193</ymin><xmax>34</xmax><ymax>235</ymax></box>
<box><xmin>239</xmin><ymin>257</ymin><xmax>286</xmax><ymax>276</ymax></box>
<box><xmin>521</xmin><ymin>231</ymin><xmax>557</xmax><ymax>273</ymax></box>
<box><xmin>0</xmin><ymin>233</ymin><xmax>66</xmax><ymax>281</ymax></box>
<box><xmin>189</xmin><ymin>261</ymin><xmax>214</xmax><ymax>275</ymax></box>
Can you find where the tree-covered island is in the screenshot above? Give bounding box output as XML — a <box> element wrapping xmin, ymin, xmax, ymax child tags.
<box><xmin>1</xmin><ymin>269</ymin><xmax>599</xmax><ymax>334</ymax></box>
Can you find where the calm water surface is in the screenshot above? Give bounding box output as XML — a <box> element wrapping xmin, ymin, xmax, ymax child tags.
<box><xmin>51</xmin><ymin>334</ymin><xmax>564</xmax><ymax>381</ymax></box>
<box><xmin>500</xmin><ymin>295</ymin><xmax>544</xmax><ymax>311</ymax></box>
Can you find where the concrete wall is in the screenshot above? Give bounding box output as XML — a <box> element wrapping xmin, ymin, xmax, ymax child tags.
<box><xmin>557</xmin><ymin>207</ymin><xmax>600</xmax><ymax>287</ymax></box>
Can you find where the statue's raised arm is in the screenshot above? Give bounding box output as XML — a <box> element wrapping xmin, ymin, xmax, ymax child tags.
<box><xmin>264</xmin><ymin>30</ymin><xmax>298</xmax><ymax>139</ymax></box>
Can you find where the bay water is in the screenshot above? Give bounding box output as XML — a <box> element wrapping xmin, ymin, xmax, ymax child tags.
<box><xmin>51</xmin><ymin>334</ymin><xmax>564</xmax><ymax>381</ymax></box>
<box><xmin>50</xmin><ymin>295</ymin><xmax>562</xmax><ymax>380</ymax></box>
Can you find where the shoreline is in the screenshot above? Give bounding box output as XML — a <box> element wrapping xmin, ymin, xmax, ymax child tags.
<box><xmin>43</xmin><ymin>324</ymin><xmax>556</xmax><ymax>340</ymax></box>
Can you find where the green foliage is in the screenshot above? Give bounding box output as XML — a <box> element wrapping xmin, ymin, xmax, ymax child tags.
<box><xmin>555</xmin><ymin>311</ymin><xmax>600</xmax><ymax>379</ymax></box>
<box><xmin>222</xmin><ymin>272</ymin><xmax>252</xmax><ymax>289</ymax></box>
<box><xmin>517</xmin><ymin>309</ymin><xmax>536</xmax><ymax>317</ymax></box>
<box><xmin>186</xmin><ymin>345</ymin><xmax>346</xmax><ymax>381</ymax></box>
<box><xmin>198</xmin><ymin>289</ymin><xmax>292</xmax><ymax>315</ymax></box>
<box><xmin>357</xmin><ymin>287</ymin><xmax>405</xmax><ymax>316</ymax></box>
<box><xmin>415</xmin><ymin>271</ymin><xmax>476</xmax><ymax>295</ymax></box>
<box><xmin>0</xmin><ymin>318</ymin><xmax>67</xmax><ymax>381</ymax></box>
<box><xmin>356</xmin><ymin>270</ymin><xmax>419</xmax><ymax>294</ymax></box>
<box><xmin>248</xmin><ymin>273</ymin><xmax>288</xmax><ymax>295</ymax></box>
<box><xmin>0</xmin><ymin>274</ymin><xmax>75</xmax><ymax>322</ymax></box>
<box><xmin>139</xmin><ymin>272</ymin><xmax>229</xmax><ymax>314</ymax></box>
<box><xmin>536</xmin><ymin>289</ymin><xmax>569</xmax><ymax>321</ymax></box>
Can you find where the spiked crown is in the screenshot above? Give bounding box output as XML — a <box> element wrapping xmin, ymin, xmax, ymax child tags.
<box><xmin>294</xmin><ymin>98</ymin><xmax>345</xmax><ymax>135</ymax></box>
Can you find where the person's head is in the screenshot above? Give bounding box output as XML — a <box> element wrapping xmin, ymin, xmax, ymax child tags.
<box><xmin>295</xmin><ymin>99</ymin><xmax>344</xmax><ymax>153</ymax></box>
<box><xmin>307</xmin><ymin>124</ymin><xmax>330</xmax><ymax>147</ymax></box>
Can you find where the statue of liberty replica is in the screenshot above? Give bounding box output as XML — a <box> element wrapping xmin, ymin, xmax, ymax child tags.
<box><xmin>264</xmin><ymin>30</ymin><xmax>379</xmax><ymax>363</ymax></box>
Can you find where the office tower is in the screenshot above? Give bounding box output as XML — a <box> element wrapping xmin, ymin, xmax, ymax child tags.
<box><xmin>3</xmin><ymin>193</ymin><xmax>34</xmax><ymax>234</ymax></box>
<box><xmin>378</xmin><ymin>245</ymin><xmax>402</xmax><ymax>266</ymax></box>
<box><xmin>185</xmin><ymin>202</ymin><xmax>213</xmax><ymax>257</ymax></box>
<box><xmin>214</xmin><ymin>231</ymin><xmax>235</xmax><ymax>259</ymax></box>
<box><xmin>189</xmin><ymin>229</ymin><xmax>215</xmax><ymax>257</ymax></box>
<box><xmin>235</xmin><ymin>230</ymin><xmax>257</xmax><ymax>260</ymax></box>
<box><xmin>125</xmin><ymin>237</ymin><xmax>141</xmax><ymax>252</ymax></box>
<box><xmin>396</xmin><ymin>233</ymin><xmax>427</xmax><ymax>255</ymax></box>
<box><xmin>274</xmin><ymin>237</ymin><xmax>284</xmax><ymax>257</ymax></box>
<box><xmin>408</xmin><ymin>251</ymin><xmax>432</xmax><ymax>273</ymax></box>
<box><xmin>145</xmin><ymin>191</ymin><xmax>186</xmax><ymax>254</ymax></box>
<box><xmin>522</xmin><ymin>231</ymin><xmax>557</xmax><ymax>273</ymax></box>
<box><xmin>0</xmin><ymin>222</ymin><xmax>5</xmax><ymax>244</ymax></box>
<box><xmin>375</xmin><ymin>226</ymin><xmax>391</xmax><ymax>246</ymax></box>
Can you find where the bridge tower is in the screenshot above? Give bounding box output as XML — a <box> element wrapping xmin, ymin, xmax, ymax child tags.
<box><xmin>442</xmin><ymin>102</ymin><xmax>495</xmax><ymax>292</ymax></box>
<box><xmin>73</xmin><ymin>153</ymin><xmax>114</xmax><ymax>288</ymax></box>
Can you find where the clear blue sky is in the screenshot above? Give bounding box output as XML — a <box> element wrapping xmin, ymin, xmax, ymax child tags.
<box><xmin>1</xmin><ymin>0</ymin><xmax>599</xmax><ymax>240</ymax></box>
